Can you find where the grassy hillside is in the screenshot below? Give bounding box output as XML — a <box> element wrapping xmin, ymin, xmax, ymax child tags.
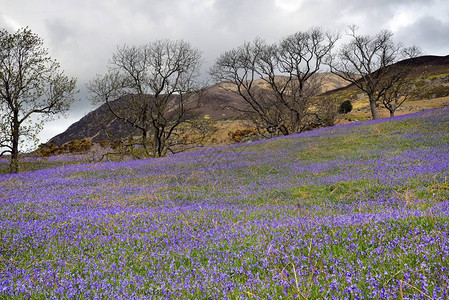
<box><xmin>1</xmin><ymin>108</ymin><xmax>449</xmax><ymax>298</ymax></box>
<box><xmin>330</xmin><ymin>55</ymin><xmax>449</xmax><ymax>122</ymax></box>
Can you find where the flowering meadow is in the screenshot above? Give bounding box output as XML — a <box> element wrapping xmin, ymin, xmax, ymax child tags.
<box><xmin>0</xmin><ymin>154</ymin><xmax>92</xmax><ymax>175</ymax></box>
<box><xmin>1</xmin><ymin>108</ymin><xmax>449</xmax><ymax>299</ymax></box>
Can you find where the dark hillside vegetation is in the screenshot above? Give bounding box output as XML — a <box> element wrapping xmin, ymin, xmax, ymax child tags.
<box><xmin>325</xmin><ymin>55</ymin><xmax>449</xmax><ymax>99</ymax></box>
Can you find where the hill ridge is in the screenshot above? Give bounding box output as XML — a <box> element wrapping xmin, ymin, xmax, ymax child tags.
<box><xmin>49</xmin><ymin>55</ymin><xmax>449</xmax><ymax>147</ymax></box>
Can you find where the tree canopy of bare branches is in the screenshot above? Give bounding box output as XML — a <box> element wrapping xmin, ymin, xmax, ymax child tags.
<box><xmin>328</xmin><ymin>25</ymin><xmax>421</xmax><ymax>120</ymax></box>
<box><xmin>0</xmin><ymin>27</ymin><xmax>77</xmax><ymax>173</ymax></box>
<box><xmin>88</xmin><ymin>40</ymin><xmax>204</xmax><ymax>157</ymax></box>
<box><xmin>211</xmin><ymin>28</ymin><xmax>339</xmax><ymax>137</ymax></box>
<box><xmin>380</xmin><ymin>66</ymin><xmax>416</xmax><ymax>117</ymax></box>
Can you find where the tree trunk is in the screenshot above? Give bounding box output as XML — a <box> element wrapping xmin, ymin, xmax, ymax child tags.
<box><xmin>389</xmin><ymin>110</ymin><xmax>395</xmax><ymax>117</ymax></box>
<box><xmin>9</xmin><ymin>119</ymin><xmax>20</xmax><ymax>173</ymax></box>
<box><xmin>9</xmin><ymin>150</ymin><xmax>19</xmax><ymax>174</ymax></box>
<box><xmin>142</xmin><ymin>130</ymin><xmax>150</xmax><ymax>156</ymax></box>
<box><xmin>368</xmin><ymin>95</ymin><xmax>379</xmax><ymax>120</ymax></box>
<box><xmin>153</xmin><ymin>129</ymin><xmax>162</xmax><ymax>158</ymax></box>
<box><xmin>156</xmin><ymin>135</ymin><xmax>166</xmax><ymax>157</ymax></box>
<box><xmin>279</xmin><ymin>125</ymin><xmax>289</xmax><ymax>136</ymax></box>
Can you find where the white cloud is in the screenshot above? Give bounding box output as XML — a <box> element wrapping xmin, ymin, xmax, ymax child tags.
<box><xmin>274</xmin><ymin>0</ymin><xmax>303</xmax><ymax>11</ymax></box>
<box><xmin>0</xmin><ymin>13</ymin><xmax>21</xmax><ymax>30</ymax></box>
<box><xmin>388</xmin><ymin>10</ymin><xmax>417</xmax><ymax>31</ymax></box>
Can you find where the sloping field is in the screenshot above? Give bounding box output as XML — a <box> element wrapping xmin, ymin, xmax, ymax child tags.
<box><xmin>1</xmin><ymin>108</ymin><xmax>449</xmax><ymax>299</ymax></box>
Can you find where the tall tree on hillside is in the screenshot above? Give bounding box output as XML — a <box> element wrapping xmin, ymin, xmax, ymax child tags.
<box><xmin>0</xmin><ymin>27</ymin><xmax>77</xmax><ymax>173</ymax></box>
<box><xmin>258</xmin><ymin>28</ymin><xmax>339</xmax><ymax>134</ymax></box>
<box><xmin>380</xmin><ymin>70</ymin><xmax>416</xmax><ymax>117</ymax></box>
<box><xmin>328</xmin><ymin>25</ymin><xmax>420</xmax><ymax>120</ymax></box>
<box><xmin>211</xmin><ymin>28</ymin><xmax>339</xmax><ymax>137</ymax></box>
<box><xmin>88</xmin><ymin>40</ymin><xmax>203</xmax><ymax>157</ymax></box>
<box><xmin>211</xmin><ymin>38</ymin><xmax>283</xmax><ymax>136</ymax></box>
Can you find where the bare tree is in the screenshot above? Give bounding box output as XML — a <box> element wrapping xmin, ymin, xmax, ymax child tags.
<box><xmin>211</xmin><ymin>39</ymin><xmax>283</xmax><ymax>136</ymax></box>
<box><xmin>88</xmin><ymin>40</ymin><xmax>203</xmax><ymax>157</ymax></box>
<box><xmin>211</xmin><ymin>28</ymin><xmax>338</xmax><ymax>137</ymax></box>
<box><xmin>0</xmin><ymin>27</ymin><xmax>77</xmax><ymax>173</ymax></box>
<box><xmin>380</xmin><ymin>68</ymin><xmax>416</xmax><ymax>117</ymax></box>
<box><xmin>258</xmin><ymin>28</ymin><xmax>339</xmax><ymax>134</ymax></box>
<box><xmin>328</xmin><ymin>25</ymin><xmax>420</xmax><ymax>120</ymax></box>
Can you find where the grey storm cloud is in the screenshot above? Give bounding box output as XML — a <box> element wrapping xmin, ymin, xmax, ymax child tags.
<box><xmin>0</xmin><ymin>0</ymin><xmax>448</xmax><ymax>143</ymax></box>
<box><xmin>397</xmin><ymin>16</ymin><xmax>449</xmax><ymax>55</ymax></box>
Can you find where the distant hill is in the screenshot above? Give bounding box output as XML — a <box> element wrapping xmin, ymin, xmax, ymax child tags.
<box><xmin>49</xmin><ymin>55</ymin><xmax>449</xmax><ymax>146</ymax></box>
<box><xmin>323</xmin><ymin>55</ymin><xmax>449</xmax><ymax>122</ymax></box>
<box><xmin>399</xmin><ymin>55</ymin><xmax>449</xmax><ymax>68</ymax></box>
<box><xmin>49</xmin><ymin>73</ymin><xmax>348</xmax><ymax>145</ymax></box>
<box><xmin>325</xmin><ymin>55</ymin><xmax>449</xmax><ymax>95</ymax></box>
<box><xmin>49</xmin><ymin>86</ymin><xmax>245</xmax><ymax>145</ymax></box>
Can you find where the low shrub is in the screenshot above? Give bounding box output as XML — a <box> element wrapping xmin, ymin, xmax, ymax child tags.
<box><xmin>338</xmin><ymin>100</ymin><xmax>353</xmax><ymax>114</ymax></box>
<box><xmin>229</xmin><ymin>128</ymin><xmax>257</xmax><ymax>143</ymax></box>
<box><xmin>38</xmin><ymin>139</ymin><xmax>92</xmax><ymax>157</ymax></box>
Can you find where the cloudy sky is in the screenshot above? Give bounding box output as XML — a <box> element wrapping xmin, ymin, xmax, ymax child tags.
<box><xmin>1</xmin><ymin>0</ymin><xmax>448</xmax><ymax>145</ymax></box>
